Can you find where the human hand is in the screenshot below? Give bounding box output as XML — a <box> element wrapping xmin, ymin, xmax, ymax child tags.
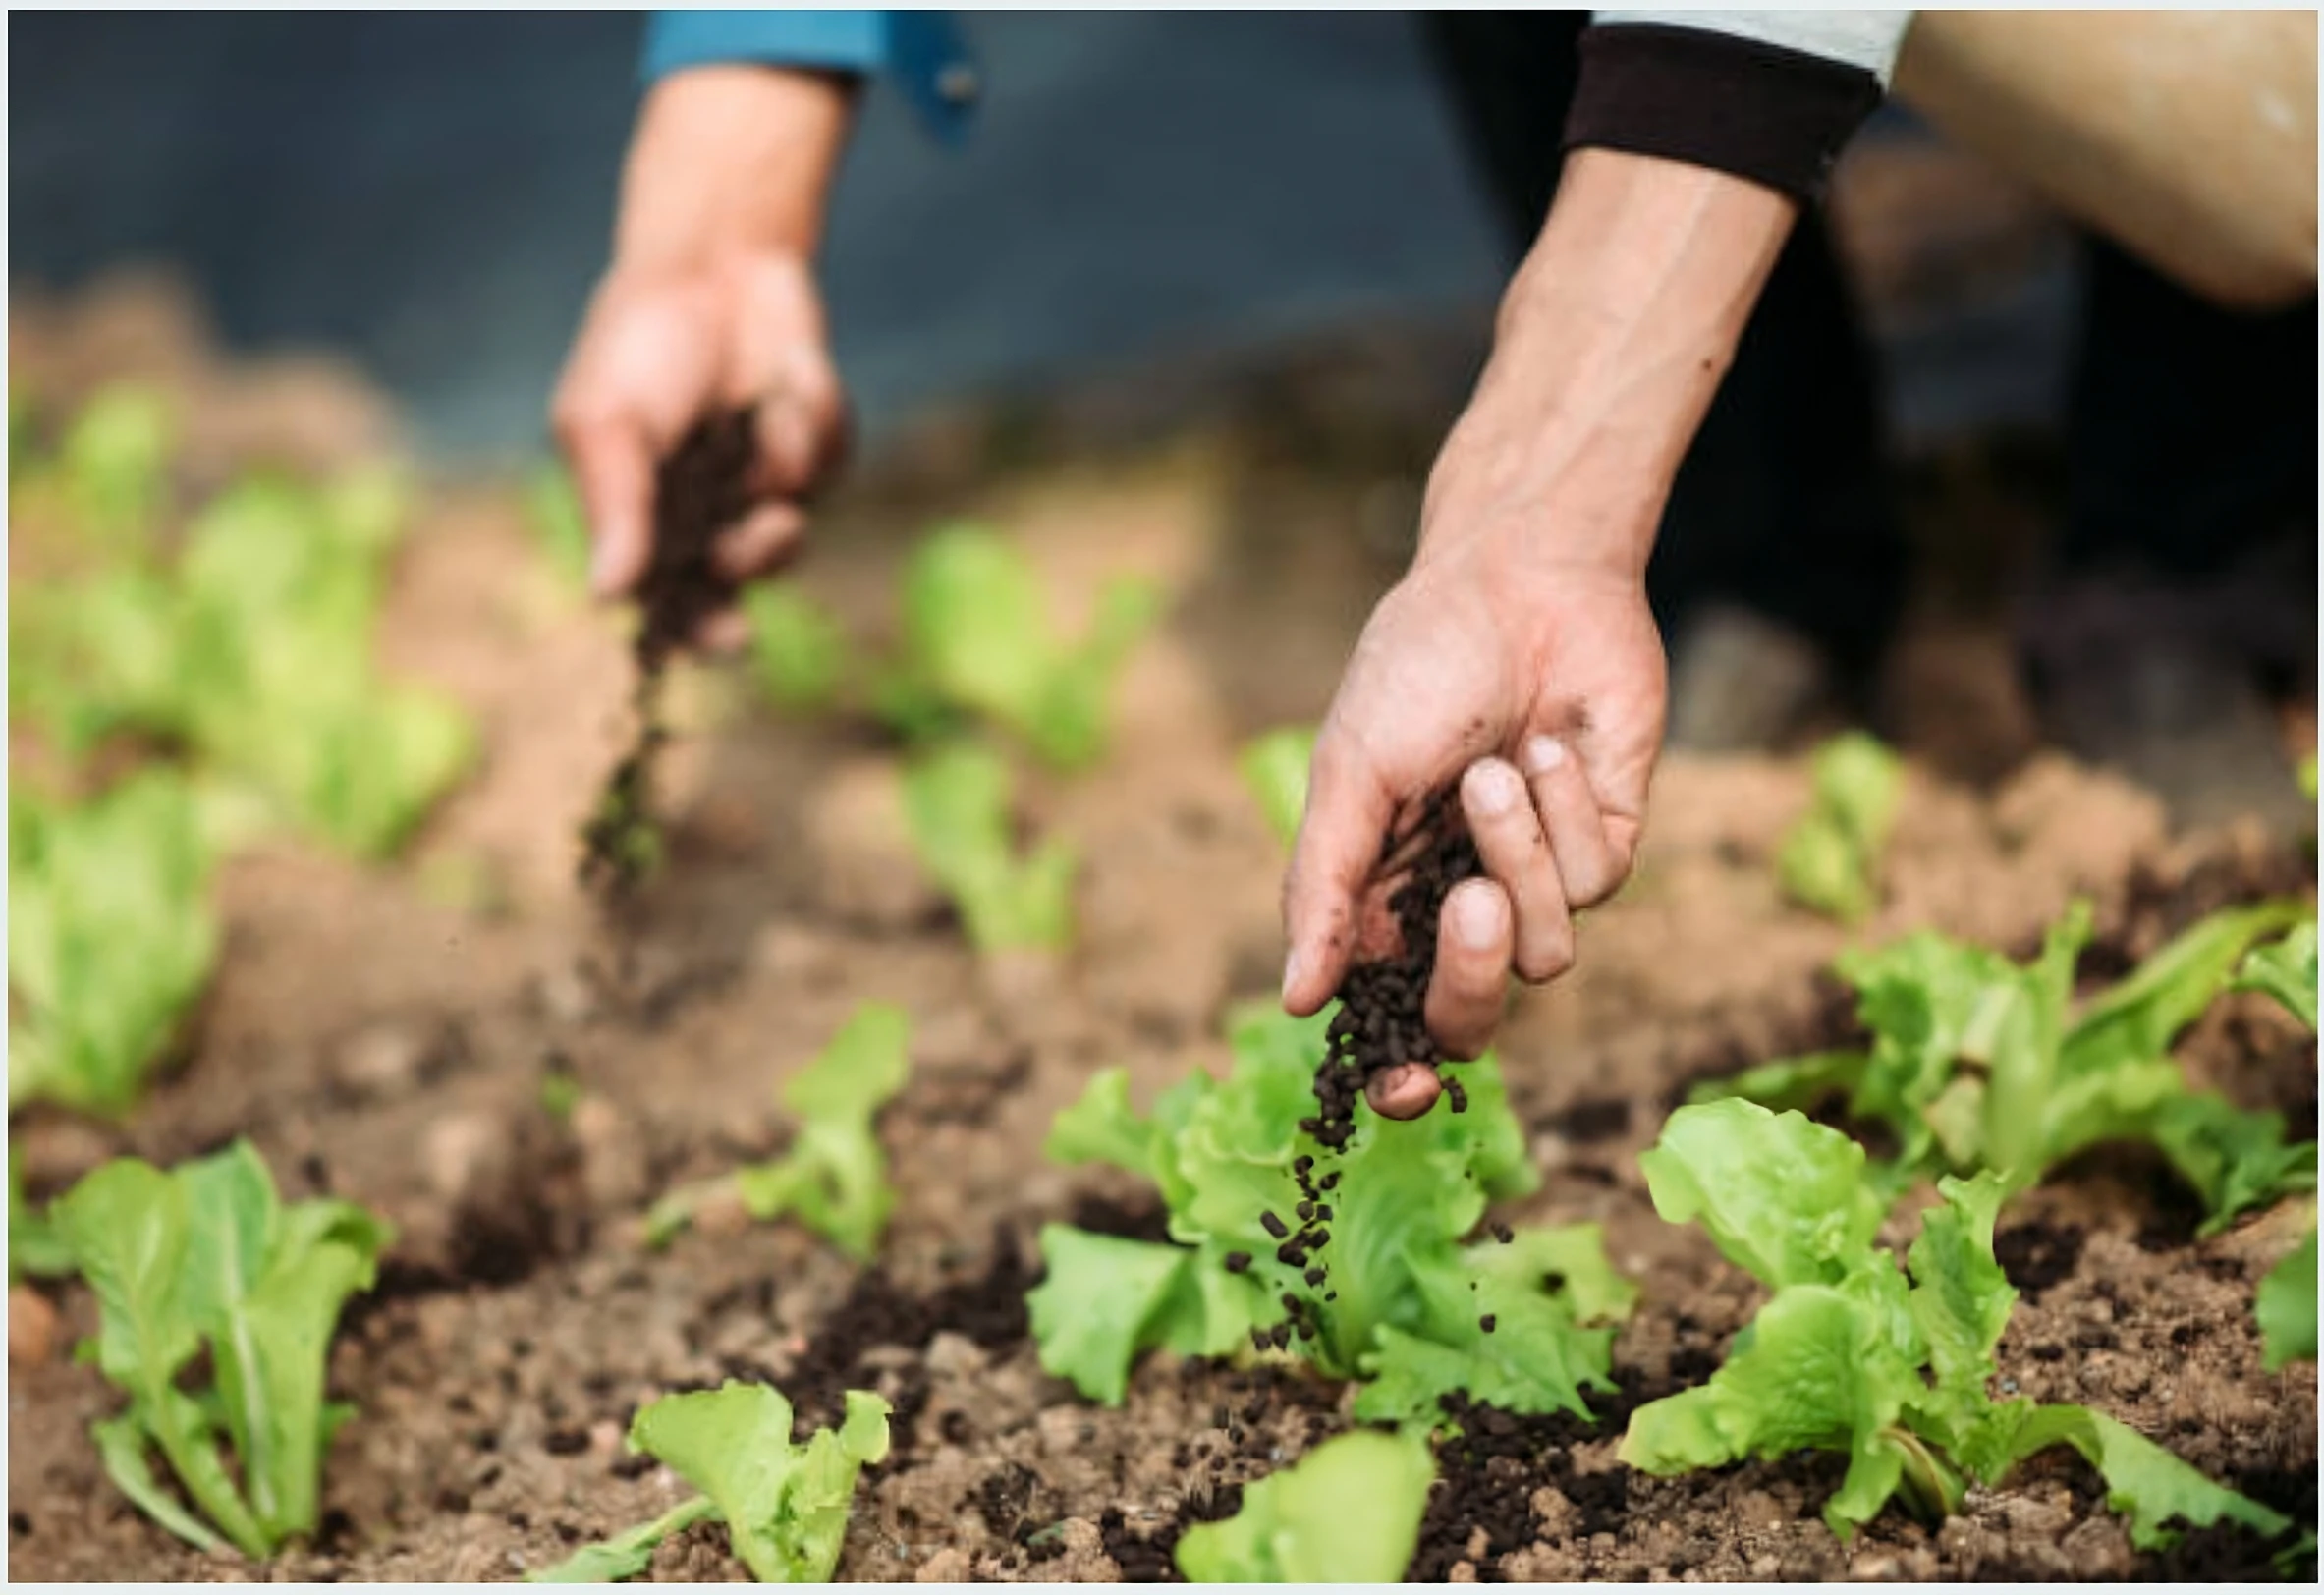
<box><xmin>1280</xmin><ymin>149</ymin><xmax>1797</xmax><ymax>1118</ymax></box>
<box><xmin>1281</xmin><ymin>445</ymin><xmax>1667</xmax><ymax>1121</ymax></box>
<box><xmin>549</xmin><ymin>67</ymin><xmax>855</xmax><ymax>649</ymax></box>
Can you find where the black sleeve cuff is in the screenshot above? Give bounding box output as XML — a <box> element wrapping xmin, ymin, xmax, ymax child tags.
<box><xmin>1562</xmin><ymin>23</ymin><xmax>1886</xmax><ymax>204</ymax></box>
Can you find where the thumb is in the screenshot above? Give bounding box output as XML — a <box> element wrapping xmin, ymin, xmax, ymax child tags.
<box><xmin>1281</xmin><ymin>737</ymin><xmax>1394</xmax><ymax>1017</ymax></box>
<box><xmin>564</xmin><ymin>417</ymin><xmax>658</xmax><ymax>599</ymax></box>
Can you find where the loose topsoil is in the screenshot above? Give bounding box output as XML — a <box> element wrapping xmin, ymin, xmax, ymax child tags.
<box><xmin>7</xmin><ymin>278</ymin><xmax>2317</xmax><ymax>1583</ymax></box>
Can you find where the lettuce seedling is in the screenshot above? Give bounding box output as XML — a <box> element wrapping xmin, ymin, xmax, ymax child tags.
<box><xmin>1697</xmin><ymin>898</ymin><xmax>2315</xmax><ymax>1232</ymax></box>
<box><xmin>1623</xmin><ymin>1100</ymin><xmax>2292</xmax><ymax>1549</ymax></box>
<box><xmin>646</xmin><ymin>1003</ymin><xmax>911</xmax><ymax>1258</ymax></box>
<box><xmin>2236</xmin><ymin>925</ymin><xmax>2318</xmax><ymax>1372</ymax></box>
<box><xmin>2257</xmin><ymin>1222</ymin><xmax>2318</xmax><ymax>1373</ymax></box>
<box><xmin>10</xmin><ymin>467</ymin><xmax>475</xmax><ymax>860</ymax></box>
<box><xmin>9</xmin><ymin>565</ymin><xmax>186</xmax><ymax>756</ymax></box>
<box><xmin>743</xmin><ymin>581</ymin><xmax>852</xmax><ymax>713</ymax></box>
<box><xmin>58</xmin><ymin>381</ymin><xmax>176</xmax><ymax>542</ymax></box>
<box><xmin>10</xmin><ymin>771</ymin><xmax>221</xmax><ymax>1115</ymax></box>
<box><xmin>1173</xmin><ymin>1428</ymin><xmax>1435</xmax><ymax>1582</ymax></box>
<box><xmin>901</xmin><ymin>743</ymin><xmax>1077</xmax><ymax>954</ymax></box>
<box><xmin>877</xmin><ymin>523</ymin><xmax>1158</xmax><ymax>770</ymax></box>
<box><xmin>528</xmin><ymin>1381</ymin><xmax>890</xmax><ymax>1583</ymax></box>
<box><xmin>48</xmin><ymin>1139</ymin><xmax>394</xmax><ymax>1559</ymax></box>
<box><xmin>1030</xmin><ymin>1003</ymin><xmax>1632</xmax><ymax>1427</ymax></box>
<box><xmin>1776</xmin><ymin>731</ymin><xmax>1902</xmax><ymax>925</ymax></box>
<box><xmin>1237</xmin><ymin>726</ymin><xmax>1316</xmax><ymax>849</ymax></box>
<box><xmin>173</xmin><ymin>473</ymin><xmax>475</xmax><ymax>858</ymax></box>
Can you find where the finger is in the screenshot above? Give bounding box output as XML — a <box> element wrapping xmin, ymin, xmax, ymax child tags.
<box><xmin>1366</xmin><ymin>1061</ymin><xmax>1443</xmax><ymax>1121</ymax></box>
<box><xmin>558</xmin><ymin>416</ymin><xmax>657</xmax><ymax>600</ymax></box>
<box><xmin>1425</xmin><ymin>878</ymin><xmax>1513</xmax><ymax>1061</ymax></box>
<box><xmin>749</xmin><ymin>365</ymin><xmax>849</xmax><ymax>500</ymax></box>
<box><xmin>712</xmin><ymin>502</ymin><xmax>808</xmax><ymax>582</ymax></box>
<box><xmin>1281</xmin><ymin>736</ymin><xmax>1396</xmax><ymax>1017</ymax></box>
<box><xmin>1461</xmin><ymin>757</ymin><xmax>1575</xmax><ymax>984</ymax></box>
<box><xmin>1520</xmin><ymin>734</ymin><xmax>1632</xmax><ymax>908</ymax></box>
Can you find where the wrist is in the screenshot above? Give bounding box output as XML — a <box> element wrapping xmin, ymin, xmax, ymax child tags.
<box><xmin>1418</xmin><ymin>149</ymin><xmax>1797</xmax><ymax>582</ymax></box>
<box><xmin>614</xmin><ymin>65</ymin><xmax>856</xmax><ymax>275</ymax></box>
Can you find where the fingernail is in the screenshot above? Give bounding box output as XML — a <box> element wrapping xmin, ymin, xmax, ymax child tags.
<box><xmin>1452</xmin><ymin>883</ymin><xmax>1502</xmax><ymax>950</ymax></box>
<box><xmin>1522</xmin><ymin>736</ymin><xmax>1567</xmax><ymax>776</ymax></box>
<box><xmin>1281</xmin><ymin>948</ymin><xmax>1304</xmax><ymax>1003</ymax></box>
<box><xmin>1468</xmin><ymin>760</ymin><xmax>1522</xmax><ymax>816</ymax></box>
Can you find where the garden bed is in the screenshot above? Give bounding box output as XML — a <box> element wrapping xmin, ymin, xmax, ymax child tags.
<box><xmin>7</xmin><ymin>281</ymin><xmax>2314</xmax><ymax>1581</ymax></box>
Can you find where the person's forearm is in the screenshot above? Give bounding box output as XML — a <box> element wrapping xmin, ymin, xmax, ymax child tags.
<box><xmin>614</xmin><ymin>66</ymin><xmax>858</xmax><ymax>272</ymax></box>
<box><xmin>1425</xmin><ymin>147</ymin><xmax>1798</xmax><ymax>582</ymax></box>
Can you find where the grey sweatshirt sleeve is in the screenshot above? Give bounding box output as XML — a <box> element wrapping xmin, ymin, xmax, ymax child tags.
<box><xmin>1565</xmin><ymin>10</ymin><xmax>1914</xmax><ymax>201</ymax></box>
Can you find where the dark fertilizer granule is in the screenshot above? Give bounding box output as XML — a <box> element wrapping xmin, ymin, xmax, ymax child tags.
<box><xmin>1272</xmin><ymin>791</ymin><xmax>1478</xmax><ymax>1329</ymax></box>
<box><xmin>578</xmin><ymin>407</ymin><xmax>760</xmax><ymax>909</ymax></box>
<box><xmin>1306</xmin><ymin>790</ymin><xmax>1483</xmax><ymax>1154</ymax></box>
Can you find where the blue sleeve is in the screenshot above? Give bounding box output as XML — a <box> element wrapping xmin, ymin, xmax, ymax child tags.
<box><xmin>641</xmin><ymin>11</ymin><xmax>977</xmax><ymax>142</ymax></box>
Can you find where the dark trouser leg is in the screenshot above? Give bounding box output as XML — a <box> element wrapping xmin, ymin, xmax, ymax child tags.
<box><xmin>2028</xmin><ymin>237</ymin><xmax>2316</xmax><ymax>830</ymax></box>
<box><xmin>1418</xmin><ymin>11</ymin><xmax>1906</xmax><ymax>727</ymax></box>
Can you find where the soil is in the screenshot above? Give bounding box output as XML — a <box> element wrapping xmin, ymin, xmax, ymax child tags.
<box><xmin>6</xmin><ymin>280</ymin><xmax>2317</xmax><ymax>1583</ymax></box>
<box><xmin>578</xmin><ymin>407</ymin><xmax>761</xmax><ymax>908</ymax></box>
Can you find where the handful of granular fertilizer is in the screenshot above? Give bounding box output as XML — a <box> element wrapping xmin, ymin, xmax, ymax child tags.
<box><xmin>1302</xmin><ymin>789</ymin><xmax>1482</xmax><ymax>1152</ymax></box>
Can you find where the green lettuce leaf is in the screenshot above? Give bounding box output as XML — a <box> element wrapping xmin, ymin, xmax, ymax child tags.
<box><xmin>10</xmin><ymin>1160</ymin><xmax>75</xmax><ymax>1281</ymax></box>
<box><xmin>1356</xmin><ymin>1226</ymin><xmax>1631</xmax><ymax>1429</ymax></box>
<box><xmin>2137</xmin><ymin>1092</ymin><xmax>2315</xmax><ymax>1238</ymax></box>
<box><xmin>9</xmin><ymin>771</ymin><xmax>220</xmax><ymax>1116</ymax></box>
<box><xmin>1622</xmin><ymin>1281</ymin><xmax>1926</xmax><ymax>1537</ymax></box>
<box><xmin>1707</xmin><ymin>899</ymin><xmax>2316</xmax><ymax>1229</ymax></box>
<box><xmin>2257</xmin><ymin>1223</ymin><xmax>2318</xmax><ymax>1372</ymax></box>
<box><xmin>2236</xmin><ymin>920</ymin><xmax>2318</xmax><ymax>1031</ymax></box>
<box><xmin>1979</xmin><ymin>1402</ymin><xmax>2291</xmax><ymax>1551</ymax></box>
<box><xmin>1777</xmin><ymin>732</ymin><xmax>1903</xmax><ymax>924</ymax></box>
<box><xmin>525</xmin><ymin>1497</ymin><xmax>719</xmax><ymax>1583</ymax></box>
<box><xmin>647</xmin><ymin>1003</ymin><xmax>911</xmax><ymax>1259</ymax></box>
<box><xmin>1636</xmin><ymin>1099</ymin><xmax>1886</xmax><ymax>1290</ymax></box>
<box><xmin>1043</xmin><ymin>1067</ymin><xmax>1157</xmax><ymax>1179</ymax></box>
<box><xmin>1905</xmin><ymin>1174</ymin><xmax>2014</xmax><ymax>1401</ymax></box>
<box><xmin>1237</xmin><ymin>727</ymin><xmax>1315</xmax><ymax>849</ymax></box>
<box><xmin>900</xmin><ymin>743</ymin><xmax>1077</xmax><ymax>954</ymax></box>
<box><xmin>2066</xmin><ymin>900</ymin><xmax>2306</xmax><ymax>1075</ymax></box>
<box><xmin>58</xmin><ymin>381</ymin><xmax>176</xmax><ymax>540</ymax></box>
<box><xmin>1026</xmin><ymin>1225</ymin><xmax>1193</xmax><ymax>1404</ymax></box>
<box><xmin>744</xmin><ymin>582</ymin><xmax>851</xmax><ymax>712</ymax></box>
<box><xmin>622</xmin><ymin>1382</ymin><xmax>890</xmax><ymax>1582</ymax></box>
<box><xmin>52</xmin><ymin>1142</ymin><xmax>392</xmax><ymax>1558</ymax></box>
<box><xmin>1173</xmin><ymin>1430</ymin><xmax>1435</xmax><ymax>1582</ymax></box>
<box><xmin>885</xmin><ymin>524</ymin><xmax>1158</xmax><ymax>769</ymax></box>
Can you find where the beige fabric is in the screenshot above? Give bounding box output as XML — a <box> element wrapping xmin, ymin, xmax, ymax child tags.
<box><xmin>1592</xmin><ymin>10</ymin><xmax>1914</xmax><ymax>83</ymax></box>
<box><xmin>1893</xmin><ymin>10</ymin><xmax>2317</xmax><ymax>309</ymax></box>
